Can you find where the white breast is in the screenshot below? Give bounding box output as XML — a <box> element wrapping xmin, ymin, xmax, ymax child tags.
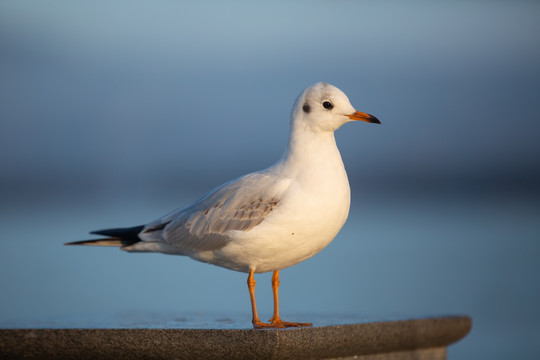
<box><xmin>204</xmin><ymin>133</ymin><xmax>351</xmax><ymax>273</ymax></box>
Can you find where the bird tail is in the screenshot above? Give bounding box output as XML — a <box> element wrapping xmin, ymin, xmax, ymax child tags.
<box><xmin>65</xmin><ymin>225</ymin><xmax>145</xmax><ymax>247</ymax></box>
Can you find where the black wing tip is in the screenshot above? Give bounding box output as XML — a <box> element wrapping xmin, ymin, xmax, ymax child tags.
<box><xmin>90</xmin><ymin>225</ymin><xmax>145</xmax><ymax>237</ymax></box>
<box><xmin>66</xmin><ymin>225</ymin><xmax>145</xmax><ymax>247</ymax></box>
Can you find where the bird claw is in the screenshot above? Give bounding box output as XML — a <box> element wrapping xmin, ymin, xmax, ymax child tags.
<box><xmin>253</xmin><ymin>319</ymin><xmax>312</xmax><ymax>329</ymax></box>
<box><xmin>274</xmin><ymin>320</ymin><xmax>312</xmax><ymax>328</ymax></box>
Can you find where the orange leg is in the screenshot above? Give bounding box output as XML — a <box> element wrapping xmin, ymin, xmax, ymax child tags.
<box><xmin>247</xmin><ymin>269</ymin><xmax>284</xmax><ymax>328</ymax></box>
<box><xmin>267</xmin><ymin>270</ymin><xmax>312</xmax><ymax>328</ymax></box>
<box><xmin>247</xmin><ymin>269</ymin><xmax>312</xmax><ymax>329</ymax></box>
<box><xmin>268</xmin><ymin>270</ymin><xmax>281</xmax><ymax>322</ymax></box>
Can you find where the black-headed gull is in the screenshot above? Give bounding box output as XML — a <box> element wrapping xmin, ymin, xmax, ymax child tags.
<box><xmin>66</xmin><ymin>82</ymin><xmax>380</xmax><ymax>328</ymax></box>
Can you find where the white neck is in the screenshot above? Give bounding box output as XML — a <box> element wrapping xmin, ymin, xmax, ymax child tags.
<box><xmin>274</xmin><ymin>124</ymin><xmax>346</xmax><ymax>182</ymax></box>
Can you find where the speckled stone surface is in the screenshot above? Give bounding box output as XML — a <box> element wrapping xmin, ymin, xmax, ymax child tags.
<box><xmin>0</xmin><ymin>316</ymin><xmax>471</xmax><ymax>360</ymax></box>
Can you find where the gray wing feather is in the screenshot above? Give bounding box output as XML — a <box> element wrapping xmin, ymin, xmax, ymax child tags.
<box><xmin>140</xmin><ymin>172</ymin><xmax>288</xmax><ymax>252</ymax></box>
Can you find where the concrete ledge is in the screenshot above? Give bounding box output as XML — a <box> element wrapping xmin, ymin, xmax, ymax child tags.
<box><xmin>0</xmin><ymin>316</ymin><xmax>471</xmax><ymax>360</ymax></box>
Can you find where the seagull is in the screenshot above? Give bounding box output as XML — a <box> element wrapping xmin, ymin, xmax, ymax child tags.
<box><xmin>65</xmin><ymin>82</ymin><xmax>380</xmax><ymax>328</ymax></box>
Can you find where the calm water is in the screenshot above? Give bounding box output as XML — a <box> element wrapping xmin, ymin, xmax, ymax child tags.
<box><xmin>1</xmin><ymin>190</ymin><xmax>539</xmax><ymax>359</ymax></box>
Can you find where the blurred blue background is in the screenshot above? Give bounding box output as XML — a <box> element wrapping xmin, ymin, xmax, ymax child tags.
<box><xmin>1</xmin><ymin>1</ymin><xmax>539</xmax><ymax>358</ymax></box>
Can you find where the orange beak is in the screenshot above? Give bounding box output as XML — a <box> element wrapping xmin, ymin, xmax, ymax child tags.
<box><xmin>346</xmin><ymin>111</ymin><xmax>381</xmax><ymax>124</ymax></box>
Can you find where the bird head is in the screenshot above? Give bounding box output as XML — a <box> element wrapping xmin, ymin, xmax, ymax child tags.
<box><xmin>291</xmin><ymin>82</ymin><xmax>380</xmax><ymax>133</ymax></box>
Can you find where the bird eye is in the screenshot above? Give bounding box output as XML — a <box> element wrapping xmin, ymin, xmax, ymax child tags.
<box><xmin>322</xmin><ymin>101</ymin><xmax>333</xmax><ymax>110</ymax></box>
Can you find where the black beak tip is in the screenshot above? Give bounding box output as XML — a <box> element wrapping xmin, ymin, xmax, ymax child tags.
<box><xmin>370</xmin><ymin>115</ymin><xmax>381</xmax><ymax>124</ymax></box>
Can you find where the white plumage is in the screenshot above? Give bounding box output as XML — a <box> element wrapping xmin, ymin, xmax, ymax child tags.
<box><xmin>67</xmin><ymin>82</ymin><xmax>380</xmax><ymax>328</ymax></box>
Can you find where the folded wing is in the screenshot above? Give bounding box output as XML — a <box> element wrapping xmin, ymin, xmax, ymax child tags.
<box><xmin>139</xmin><ymin>172</ymin><xmax>290</xmax><ymax>253</ymax></box>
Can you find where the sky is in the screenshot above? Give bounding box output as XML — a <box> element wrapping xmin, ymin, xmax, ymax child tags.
<box><xmin>1</xmin><ymin>1</ymin><xmax>540</xmax><ymax>359</ymax></box>
<box><xmin>1</xmin><ymin>1</ymin><xmax>539</xmax><ymax>198</ymax></box>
